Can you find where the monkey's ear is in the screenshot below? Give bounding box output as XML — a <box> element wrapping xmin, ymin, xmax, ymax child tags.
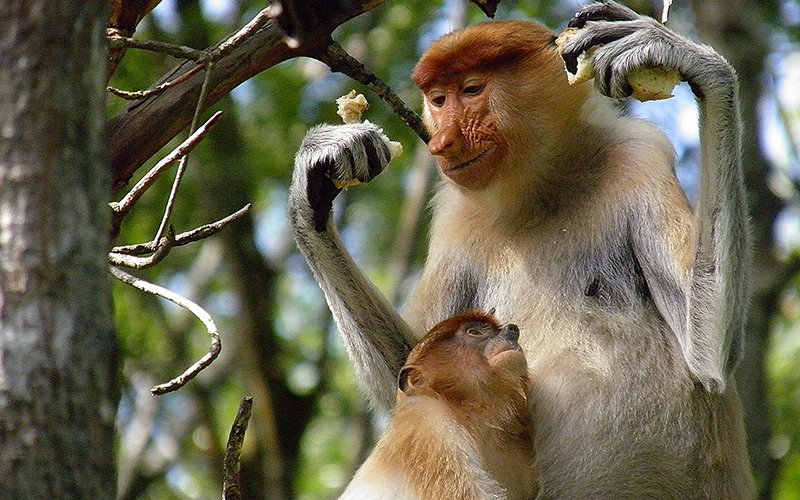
<box><xmin>397</xmin><ymin>365</ymin><xmax>425</xmax><ymax>394</ymax></box>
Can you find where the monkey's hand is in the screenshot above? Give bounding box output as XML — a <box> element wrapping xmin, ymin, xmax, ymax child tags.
<box><xmin>561</xmin><ymin>1</ymin><xmax>736</xmax><ymax>101</ymax></box>
<box><xmin>291</xmin><ymin>123</ymin><xmax>391</xmax><ymax>232</ymax></box>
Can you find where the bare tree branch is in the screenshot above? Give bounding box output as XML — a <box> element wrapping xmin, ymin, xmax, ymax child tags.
<box><xmin>108</xmin><ymin>34</ymin><xmax>209</xmax><ymax>61</ymax></box>
<box><xmin>107</xmin><ymin>0</ymin><xmax>164</xmax><ymax>81</ymax></box>
<box><xmin>222</xmin><ymin>397</ymin><xmax>254</xmax><ymax>500</ymax></box>
<box><xmin>109</xmin><ymin>1</ymin><xmax>386</xmax><ymax>190</ymax></box>
<box><xmin>111</xmin><ymin>110</ymin><xmax>223</xmax><ymax>230</ymax></box>
<box><xmin>109</xmin><ymin>266</ymin><xmax>222</xmax><ymax>395</ymax></box>
<box><xmin>108</xmin><ymin>64</ymin><xmax>204</xmax><ymax>100</ymax></box>
<box><xmin>469</xmin><ymin>0</ymin><xmax>500</xmax><ymax>17</ymax></box>
<box><xmin>153</xmin><ymin>61</ymin><xmax>215</xmax><ymax>245</ymax></box>
<box><xmin>113</xmin><ymin>204</ymin><xmax>251</xmax><ymax>256</ymax></box>
<box><xmin>215</xmin><ymin>7</ymin><xmax>275</xmax><ymax>58</ymax></box>
<box><xmin>109</xmin><ymin>226</ymin><xmax>175</xmax><ymax>269</ymax></box>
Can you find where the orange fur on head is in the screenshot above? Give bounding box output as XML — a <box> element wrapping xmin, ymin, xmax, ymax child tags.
<box><xmin>412</xmin><ymin>21</ymin><xmax>558</xmax><ymax>91</ymax></box>
<box><xmin>411</xmin><ymin>21</ymin><xmax>590</xmax><ymax>194</ymax></box>
<box><xmin>341</xmin><ymin>310</ymin><xmax>537</xmax><ymax>499</ymax></box>
<box><xmin>401</xmin><ymin>310</ymin><xmax>531</xmax><ymax>435</ymax></box>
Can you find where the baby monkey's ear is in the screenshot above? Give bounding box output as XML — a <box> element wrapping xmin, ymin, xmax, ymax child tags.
<box><xmin>397</xmin><ymin>365</ymin><xmax>425</xmax><ymax>394</ymax></box>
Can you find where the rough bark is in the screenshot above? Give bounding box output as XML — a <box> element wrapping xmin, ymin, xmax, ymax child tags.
<box><xmin>0</xmin><ymin>1</ymin><xmax>118</xmax><ymax>497</ymax></box>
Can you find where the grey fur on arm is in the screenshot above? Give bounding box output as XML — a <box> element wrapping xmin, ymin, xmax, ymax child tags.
<box><xmin>288</xmin><ymin>123</ymin><xmax>416</xmax><ymax>412</ymax></box>
<box><xmin>563</xmin><ymin>2</ymin><xmax>751</xmax><ymax>391</ymax></box>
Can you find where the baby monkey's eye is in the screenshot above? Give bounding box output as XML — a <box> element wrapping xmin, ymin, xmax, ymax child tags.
<box><xmin>466</xmin><ymin>328</ymin><xmax>486</xmax><ymax>337</ymax></box>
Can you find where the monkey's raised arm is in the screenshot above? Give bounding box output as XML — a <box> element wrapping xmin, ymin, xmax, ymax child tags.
<box><xmin>288</xmin><ymin>123</ymin><xmax>416</xmax><ymax>412</ymax></box>
<box><xmin>562</xmin><ymin>1</ymin><xmax>750</xmax><ymax>391</ymax></box>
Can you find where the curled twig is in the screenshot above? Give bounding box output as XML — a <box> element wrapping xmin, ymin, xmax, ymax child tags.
<box><xmin>109</xmin><ymin>266</ymin><xmax>222</xmax><ymax>395</ymax></box>
<box><xmin>317</xmin><ymin>41</ymin><xmax>430</xmax><ymax>144</ymax></box>
<box><xmin>222</xmin><ymin>397</ymin><xmax>254</xmax><ymax>500</ymax></box>
<box><xmin>113</xmin><ymin>204</ymin><xmax>251</xmax><ymax>256</ymax></box>
<box><xmin>108</xmin><ymin>64</ymin><xmax>204</xmax><ymax>100</ymax></box>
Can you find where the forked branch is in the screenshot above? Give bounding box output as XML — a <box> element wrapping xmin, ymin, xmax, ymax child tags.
<box><xmin>113</xmin><ymin>204</ymin><xmax>251</xmax><ymax>257</ymax></box>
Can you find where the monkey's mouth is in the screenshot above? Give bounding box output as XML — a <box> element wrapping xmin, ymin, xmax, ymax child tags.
<box><xmin>445</xmin><ymin>148</ymin><xmax>493</xmax><ymax>173</ymax></box>
<box><xmin>488</xmin><ymin>343</ymin><xmax>527</xmax><ymax>376</ymax></box>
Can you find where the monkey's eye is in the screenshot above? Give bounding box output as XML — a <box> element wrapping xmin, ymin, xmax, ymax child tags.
<box><xmin>398</xmin><ymin>367</ymin><xmax>411</xmax><ymax>392</ymax></box>
<box><xmin>462</xmin><ymin>83</ymin><xmax>485</xmax><ymax>96</ymax></box>
<box><xmin>430</xmin><ymin>94</ymin><xmax>446</xmax><ymax>107</ymax></box>
<box><xmin>466</xmin><ymin>327</ymin><xmax>487</xmax><ymax>337</ymax></box>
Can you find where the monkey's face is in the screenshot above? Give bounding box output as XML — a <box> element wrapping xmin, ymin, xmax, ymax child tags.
<box><xmin>398</xmin><ymin>312</ymin><xmax>529</xmax><ymax>405</ymax></box>
<box><xmin>421</xmin><ymin>76</ymin><xmax>508</xmax><ymax>191</ymax></box>
<box><xmin>457</xmin><ymin>320</ymin><xmax>527</xmax><ymax>380</ymax></box>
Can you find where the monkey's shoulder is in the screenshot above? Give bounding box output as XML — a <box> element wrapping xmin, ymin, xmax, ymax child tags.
<box><xmin>598</xmin><ymin>117</ymin><xmax>680</xmax><ymax>193</ymax></box>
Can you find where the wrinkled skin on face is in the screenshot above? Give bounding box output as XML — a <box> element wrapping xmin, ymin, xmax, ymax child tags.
<box><xmin>423</xmin><ymin>75</ymin><xmax>508</xmax><ymax>190</ymax></box>
<box><xmin>411</xmin><ymin>21</ymin><xmax>570</xmax><ymax>192</ymax></box>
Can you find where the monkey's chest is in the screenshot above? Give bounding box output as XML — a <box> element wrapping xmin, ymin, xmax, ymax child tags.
<box><xmin>474</xmin><ymin>237</ymin><xmax>653</xmax><ymax>327</ymax></box>
<box><xmin>467</xmin><ymin>236</ymin><xmax>682</xmax><ymax>377</ymax></box>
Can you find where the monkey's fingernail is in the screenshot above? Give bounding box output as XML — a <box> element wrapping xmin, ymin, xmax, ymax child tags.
<box><xmin>563</xmin><ymin>55</ymin><xmax>579</xmax><ymax>75</ymax></box>
<box><xmin>568</xmin><ymin>12</ymin><xmax>588</xmax><ymax>28</ymax></box>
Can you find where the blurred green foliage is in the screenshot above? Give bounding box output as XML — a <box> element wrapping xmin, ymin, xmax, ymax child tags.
<box><xmin>108</xmin><ymin>1</ymin><xmax>800</xmax><ymax>498</ymax></box>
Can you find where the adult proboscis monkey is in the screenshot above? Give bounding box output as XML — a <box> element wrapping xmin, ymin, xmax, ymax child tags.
<box><xmin>289</xmin><ymin>2</ymin><xmax>754</xmax><ymax>496</ymax></box>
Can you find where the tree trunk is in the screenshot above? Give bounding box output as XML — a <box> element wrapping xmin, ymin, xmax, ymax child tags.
<box><xmin>0</xmin><ymin>1</ymin><xmax>119</xmax><ymax>497</ymax></box>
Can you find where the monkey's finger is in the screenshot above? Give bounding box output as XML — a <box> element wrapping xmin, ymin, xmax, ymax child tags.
<box><xmin>568</xmin><ymin>1</ymin><xmax>640</xmax><ymax>29</ymax></box>
<box><xmin>560</xmin><ymin>20</ymin><xmax>641</xmax><ymax>75</ymax></box>
<box><xmin>362</xmin><ymin>134</ymin><xmax>391</xmax><ymax>181</ymax></box>
<box><xmin>591</xmin><ymin>43</ymin><xmax>635</xmax><ymax>98</ymax></box>
<box><xmin>330</xmin><ymin>128</ymin><xmax>390</xmax><ymax>185</ymax></box>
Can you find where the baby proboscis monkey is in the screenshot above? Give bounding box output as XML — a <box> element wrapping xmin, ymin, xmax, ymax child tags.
<box><xmin>340</xmin><ymin>311</ymin><xmax>536</xmax><ymax>500</ymax></box>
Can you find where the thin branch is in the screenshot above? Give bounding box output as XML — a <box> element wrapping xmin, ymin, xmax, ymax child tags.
<box><xmin>108</xmin><ymin>63</ymin><xmax>204</xmax><ymax>100</ymax></box>
<box><xmin>107</xmin><ymin>34</ymin><xmax>209</xmax><ymax>62</ymax></box>
<box><xmin>213</xmin><ymin>7</ymin><xmax>275</xmax><ymax>59</ymax></box>
<box><xmin>469</xmin><ymin>0</ymin><xmax>501</xmax><ymax>17</ymax></box>
<box><xmin>108</xmin><ymin>7</ymin><xmax>272</xmax><ymax>102</ymax></box>
<box><xmin>316</xmin><ymin>41</ymin><xmax>430</xmax><ymax>144</ymax></box>
<box><xmin>222</xmin><ymin>397</ymin><xmax>254</xmax><ymax>500</ymax></box>
<box><xmin>109</xmin><ymin>226</ymin><xmax>175</xmax><ymax>269</ymax></box>
<box><xmin>111</xmin><ymin>110</ymin><xmax>223</xmax><ymax>228</ymax></box>
<box><xmin>113</xmin><ymin>204</ymin><xmax>251</xmax><ymax>256</ymax></box>
<box><xmin>153</xmin><ymin>61</ymin><xmax>215</xmax><ymax>245</ymax></box>
<box><xmin>109</xmin><ymin>266</ymin><xmax>222</xmax><ymax>395</ymax></box>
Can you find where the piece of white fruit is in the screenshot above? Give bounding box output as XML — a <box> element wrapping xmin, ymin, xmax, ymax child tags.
<box><xmin>332</xmin><ymin>91</ymin><xmax>404</xmax><ymax>188</ymax></box>
<box><xmin>555</xmin><ymin>27</ymin><xmax>682</xmax><ymax>102</ymax></box>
